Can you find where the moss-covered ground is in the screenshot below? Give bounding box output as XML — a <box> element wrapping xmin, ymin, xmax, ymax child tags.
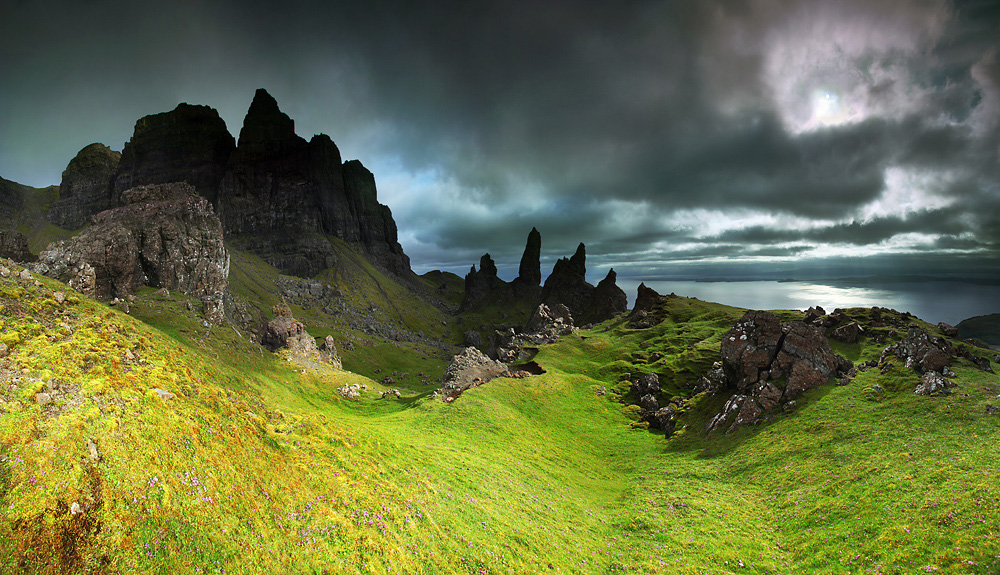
<box><xmin>1</xmin><ymin>262</ymin><xmax>998</xmax><ymax>574</ymax></box>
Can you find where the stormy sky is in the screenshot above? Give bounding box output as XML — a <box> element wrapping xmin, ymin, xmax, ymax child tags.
<box><xmin>2</xmin><ymin>0</ymin><xmax>999</xmax><ymax>282</ymax></box>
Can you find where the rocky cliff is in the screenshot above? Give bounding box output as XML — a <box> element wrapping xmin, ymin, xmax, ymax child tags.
<box><xmin>100</xmin><ymin>89</ymin><xmax>408</xmax><ymax>277</ymax></box>
<box><xmin>0</xmin><ymin>231</ymin><xmax>31</xmax><ymax>261</ymax></box>
<box><xmin>35</xmin><ymin>183</ymin><xmax>229</xmax><ymax>315</ymax></box>
<box><xmin>113</xmin><ymin>103</ymin><xmax>235</xmax><ymax>198</ymax></box>
<box><xmin>540</xmin><ymin>243</ymin><xmax>627</xmax><ymax>324</ymax></box>
<box><xmin>0</xmin><ymin>177</ymin><xmax>26</xmax><ymax>225</ymax></box>
<box><xmin>47</xmin><ymin>143</ymin><xmax>121</xmax><ymax>230</ymax></box>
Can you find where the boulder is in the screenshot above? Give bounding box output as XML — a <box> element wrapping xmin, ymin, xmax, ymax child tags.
<box><xmin>708</xmin><ymin>310</ymin><xmax>852</xmax><ymax>433</ymax></box>
<box><xmin>646</xmin><ymin>406</ymin><xmax>678</xmax><ymax>437</ymax></box>
<box><xmin>47</xmin><ymin>143</ymin><xmax>122</xmax><ymax>229</ymax></box>
<box><xmin>803</xmin><ymin>306</ymin><xmax>826</xmax><ymax>324</ymax></box>
<box><xmin>439</xmin><ymin>347</ymin><xmax>508</xmax><ymax>401</ymax></box>
<box><xmin>830</xmin><ymin>321</ymin><xmax>863</xmax><ymax>343</ymax></box>
<box><xmin>34</xmin><ymin>183</ymin><xmax>229</xmax><ymax>316</ymax></box>
<box><xmin>639</xmin><ymin>393</ymin><xmax>659</xmax><ymax>411</ymax></box>
<box><xmin>915</xmin><ymin>371</ymin><xmax>955</xmax><ymax>396</ymax></box>
<box><xmin>525</xmin><ymin>303</ymin><xmax>575</xmax><ymax>336</ymax></box>
<box><xmin>487</xmin><ymin>328</ymin><xmax>519</xmax><ymax>363</ymax></box>
<box><xmin>321</xmin><ymin>335</ymin><xmax>342</xmax><ymax>369</ymax></box>
<box><xmin>463</xmin><ymin>330</ymin><xmax>483</xmax><ymax>348</ymax></box>
<box><xmin>884</xmin><ymin>329</ymin><xmax>956</xmax><ymax>374</ymax></box>
<box><xmin>632</xmin><ymin>373</ymin><xmax>660</xmax><ymax>396</ymax></box>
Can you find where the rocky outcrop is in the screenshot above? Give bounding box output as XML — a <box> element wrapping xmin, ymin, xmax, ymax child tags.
<box><xmin>439</xmin><ymin>346</ymin><xmax>508</xmax><ymax>401</ymax></box>
<box><xmin>881</xmin><ymin>328</ymin><xmax>994</xmax><ymax>375</ymax></box>
<box><xmin>513</xmin><ymin>227</ymin><xmax>541</xmax><ymax>288</ymax></box>
<box><xmin>113</xmin><ymin>104</ymin><xmax>235</xmax><ymax>198</ymax></box>
<box><xmin>216</xmin><ymin>90</ymin><xmax>408</xmax><ymax>276</ymax></box>
<box><xmin>0</xmin><ymin>231</ymin><xmax>31</xmax><ymax>261</ymax></box>
<box><xmin>628</xmin><ymin>283</ymin><xmax>672</xmax><ymax>328</ymax></box>
<box><xmin>540</xmin><ymin>243</ymin><xmax>626</xmax><ymax>324</ymax></box>
<box><xmin>261</xmin><ymin>305</ymin><xmax>341</xmax><ymax>366</ymax></box>
<box><xmin>525</xmin><ymin>303</ymin><xmax>574</xmax><ymax>335</ymax></box>
<box><xmin>459</xmin><ymin>254</ymin><xmax>504</xmax><ymax>312</ymax></box>
<box><xmin>586</xmin><ymin>269</ymin><xmax>628</xmax><ymax>324</ymax></box>
<box><xmin>34</xmin><ymin>183</ymin><xmax>229</xmax><ymax>315</ymax></box>
<box><xmin>485</xmin><ymin>303</ymin><xmax>576</xmax><ymax>363</ymax></box>
<box><xmin>705</xmin><ymin>310</ymin><xmax>852</xmax><ymax>434</ymax></box>
<box><xmin>830</xmin><ymin>321</ymin><xmax>864</xmax><ymax>343</ymax></box>
<box><xmin>47</xmin><ymin>143</ymin><xmax>122</xmax><ymax>229</ymax></box>
<box><xmin>460</xmin><ymin>228</ymin><xmax>544</xmax><ymax>313</ymax></box>
<box><xmin>541</xmin><ymin>243</ymin><xmax>590</xmax><ymax>312</ymax></box>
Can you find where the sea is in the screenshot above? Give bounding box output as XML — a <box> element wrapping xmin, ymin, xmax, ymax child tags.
<box><xmin>615</xmin><ymin>279</ymin><xmax>999</xmax><ymax>326</ymax></box>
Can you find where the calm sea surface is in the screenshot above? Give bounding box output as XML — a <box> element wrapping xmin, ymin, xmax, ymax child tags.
<box><xmin>616</xmin><ymin>279</ymin><xmax>999</xmax><ymax>326</ymax></box>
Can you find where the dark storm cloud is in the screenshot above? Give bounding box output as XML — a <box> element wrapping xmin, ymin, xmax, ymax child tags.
<box><xmin>1</xmin><ymin>0</ymin><xmax>998</xmax><ymax>278</ymax></box>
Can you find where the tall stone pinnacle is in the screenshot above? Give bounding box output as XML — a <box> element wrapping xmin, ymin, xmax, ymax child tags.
<box><xmin>516</xmin><ymin>227</ymin><xmax>542</xmax><ymax>286</ymax></box>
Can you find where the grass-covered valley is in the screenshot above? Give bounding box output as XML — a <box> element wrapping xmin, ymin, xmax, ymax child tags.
<box><xmin>1</xmin><ymin>250</ymin><xmax>998</xmax><ymax>574</ymax></box>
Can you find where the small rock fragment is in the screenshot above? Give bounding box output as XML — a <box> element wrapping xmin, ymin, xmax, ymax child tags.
<box><xmin>152</xmin><ymin>388</ymin><xmax>175</xmax><ymax>400</ymax></box>
<box><xmin>87</xmin><ymin>438</ymin><xmax>99</xmax><ymax>463</ymax></box>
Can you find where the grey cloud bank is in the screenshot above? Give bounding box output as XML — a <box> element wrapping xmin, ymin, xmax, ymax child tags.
<box><xmin>2</xmin><ymin>0</ymin><xmax>998</xmax><ymax>284</ymax></box>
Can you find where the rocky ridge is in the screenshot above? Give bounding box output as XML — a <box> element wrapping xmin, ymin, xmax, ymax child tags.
<box><xmin>47</xmin><ymin>89</ymin><xmax>409</xmax><ymax>278</ymax></box>
<box><xmin>459</xmin><ymin>229</ymin><xmax>627</xmax><ymax>325</ymax></box>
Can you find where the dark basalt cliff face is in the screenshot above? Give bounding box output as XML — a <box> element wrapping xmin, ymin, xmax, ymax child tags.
<box><xmin>0</xmin><ymin>177</ymin><xmax>26</xmax><ymax>224</ymax></box>
<box><xmin>47</xmin><ymin>143</ymin><xmax>122</xmax><ymax>230</ymax></box>
<box><xmin>113</xmin><ymin>103</ymin><xmax>236</xmax><ymax>198</ymax></box>
<box><xmin>54</xmin><ymin>89</ymin><xmax>409</xmax><ymax>278</ymax></box>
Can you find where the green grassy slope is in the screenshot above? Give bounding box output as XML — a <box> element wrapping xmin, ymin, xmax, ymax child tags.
<box><xmin>0</xmin><ymin>179</ymin><xmax>76</xmax><ymax>254</ymax></box>
<box><xmin>957</xmin><ymin>313</ymin><xmax>1000</xmax><ymax>346</ymax></box>
<box><xmin>2</xmin><ymin>263</ymin><xmax>998</xmax><ymax>574</ymax></box>
<box><xmin>226</xmin><ymin>241</ymin><xmax>459</xmax><ymax>386</ymax></box>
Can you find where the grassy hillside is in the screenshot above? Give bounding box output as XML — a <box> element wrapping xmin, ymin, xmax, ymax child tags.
<box><xmin>226</xmin><ymin>242</ymin><xmax>459</xmax><ymax>385</ymax></box>
<box><xmin>958</xmin><ymin>313</ymin><xmax>1000</xmax><ymax>347</ymax></box>
<box><xmin>2</xmin><ymin>262</ymin><xmax>999</xmax><ymax>574</ymax></box>
<box><xmin>0</xmin><ymin>179</ymin><xmax>76</xmax><ymax>254</ymax></box>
